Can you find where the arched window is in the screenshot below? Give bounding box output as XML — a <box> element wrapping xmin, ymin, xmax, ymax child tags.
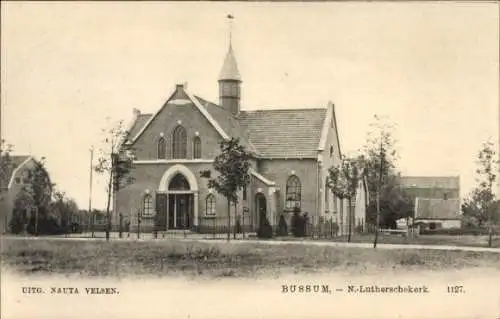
<box><xmin>143</xmin><ymin>194</ymin><xmax>154</xmax><ymax>216</ymax></box>
<box><xmin>242</xmin><ymin>184</ymin><xmax>247</xmax><ymax>201</ymax></box>
<box><xmin>157</xmin><ymin>137</ymin><xmax>166</xmax><ymax>159</ymax></box>
<box><xmin>206</xmin><ymin>194</ymin><xmax>216</xmax><ymax>216</ymax></box>
<box><xmin>192</xmin><ymin>136</ymin><xmax>201</xmax><ymax>159</ymax></box>
<box><xmin>168</xmin><ymin>173</ymin><xmax>190</xmax><ymax>190</ymax></box>
<box><xmin>285</xmin><ymin>175</ymin><xmax>301</xmax><ymax>210</ymax></box>
<box><xmin>172</xmin><ymin>125</ymin><xmax>187</xmax><ymax>159</ymax></box>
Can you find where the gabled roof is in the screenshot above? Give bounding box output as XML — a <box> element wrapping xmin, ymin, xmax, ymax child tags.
<box><xmin>128</xmin><ymin>85</ymin><xmax>230</xmax><ymax>145</ymax></box>
<box><xmin>124</xmin><ymin>85</ymin><xmax>329</xmax><ymax>159</ymax></box>
<box><xmin>219</xmin><ymin>45</ymin><xmax>241</xmax><ymax>81</ymax></box>
<box><xmin>317</xmin><ymin>101</ymin><xmax>342</xmax><ymax>158</ymax></box>
<box><xmin>251</xmin><ymin>170</ymin><xmax>276</xmax><ymax>186</ymax></box>
<box><xmin>0</xmin><ymin>155</ymin><xmax>32</xmax><ymax>189</ymax></box>
<box><xmin>238</xmin><ymin>108</ymin><xmax>327</xmax><ymax>158</ymax></box>
<box><xmin>415</xmin><ymin>198</ymin><xmax>461</xmax><ymax>220</ymax></box>
<box><xmin>194</xmin><ymin>96</ymin><xmax>258</xmax><ymax>155</ymax></box>
<box><xmin>127</xmin><ymin>113</ymin><xmax>152</xmax><ymax>142</ymax></box>
<box><xmin>400</xmin><ymin>176</ymin><xmax>460</xmax><ymax>190</ymax></box>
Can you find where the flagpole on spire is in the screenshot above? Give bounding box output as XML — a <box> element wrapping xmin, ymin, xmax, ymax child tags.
<box><xmin>227</xmin><ymin>14</ymin><xmax>234</xmax><ymax>48</ymax></box>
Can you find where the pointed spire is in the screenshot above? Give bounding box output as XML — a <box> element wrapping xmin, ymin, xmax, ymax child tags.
<box><xmin>219</xmin><ymin>46</ymin><xmax>241</xmax><ymax>81</ymax></box>
<box><xmin>219</xmin><ymin>14</ymin><xmax>241</xmax><ymax>82</ymax></box>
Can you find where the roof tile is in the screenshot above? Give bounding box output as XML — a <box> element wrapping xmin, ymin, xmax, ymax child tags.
<box><xmin>400</xmin><ymin>176</ymin><xmax>460</xmax><ymax>190</ymax></box>
<box><xmin>415</xmin><ymin>198</ymin><xmax>461</xmax><ymax>220</ymax></box>
<box><xmin>238</xmin><ymin>108</ymin><xmax>327</xmax><ymax>158</ymax></box>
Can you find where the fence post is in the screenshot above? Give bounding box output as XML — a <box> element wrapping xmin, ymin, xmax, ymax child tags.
<box><xmin>488</xmin><ymin>227</ymin><xmax>493</xmax><ymax>248</ymax></box>
<box><xmin>119</xmin><ymin>213</ymin><xmax>123</xmax><ymax>239</ymax></box>
<box><xmin>137</xmin><ymin>213</ymin><xmax>141</xmax><ymax>240</ymax></box>
<box><xmin>242</xmin><ymin>212</ymin><xmax>245</xmax><ymax>239</ymax></box>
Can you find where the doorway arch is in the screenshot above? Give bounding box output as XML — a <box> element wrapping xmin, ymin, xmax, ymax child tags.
<box><xmin>158</xmin><ymin>164</ymin><xmax>198</xmax><ymax>192</ymax></box>
<box><xmin>157</xmin><ymin>165</ymin><xmax>199</xmax><ymax>230</ymax></box>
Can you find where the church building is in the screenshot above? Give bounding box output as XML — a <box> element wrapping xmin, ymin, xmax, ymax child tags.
<box><xmin>116</xmin><ymin>39</ymin><xmax>367</xmax><ymax>234</ymax></box>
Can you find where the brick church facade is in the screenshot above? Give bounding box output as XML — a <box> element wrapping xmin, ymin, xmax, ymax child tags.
<box><xmin>115</xmin><ymin>42</ymin><xmax>368</xmax><ymax>234</ymax></box>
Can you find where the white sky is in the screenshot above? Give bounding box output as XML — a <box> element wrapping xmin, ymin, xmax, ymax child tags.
<box><xmin>1</xmin><ymin>2</ymin><xmax>499</xmax><ymax>209</ymax></box>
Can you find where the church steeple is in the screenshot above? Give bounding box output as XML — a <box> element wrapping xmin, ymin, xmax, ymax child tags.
<box><xmin>218</xmin><ymin>14</ymin><xmax>241</xmax><ymax>115</ymax></box>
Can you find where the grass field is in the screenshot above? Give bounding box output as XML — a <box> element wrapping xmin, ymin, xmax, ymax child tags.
<box><xmin>314</xmin><ymin>234</ymin><xmax>500</xmax><ymax>248</ymax></box>
<box><xmin>2</xmin><ymin>238</ymin><xmax>500</xmax><ymax>279</ymax></box>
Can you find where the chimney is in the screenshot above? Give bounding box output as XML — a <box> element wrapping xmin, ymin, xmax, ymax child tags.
<box><xmin>133</xmin><ymin>108</ymin><xmax>141</xmax><ymax>117</ymax></box>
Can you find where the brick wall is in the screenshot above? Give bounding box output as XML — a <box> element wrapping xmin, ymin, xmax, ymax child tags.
<box><xmin>258</xmin><ymin>158</ymin><xmax>319</xmax><ymax>217</ymax></box>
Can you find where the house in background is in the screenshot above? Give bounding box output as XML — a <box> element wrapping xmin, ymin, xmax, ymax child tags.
<box><xmin>116</xmin><ymin>37</ymin><xmax>368</xmax><ymax>234</ymax></box>
<box><xmin>400</xmin><ymin>176</ymin><xmax>461</xmax><ymax>230</ymax></box>
<box><xmin>414</xmin><ymin>198</ymin><xmax>461</xmax><ymax>229</ymax></box>
<box><xmin>0</xmin><ymin>155</ymin><xmax>47</xmax><ymax>233</ymax></box>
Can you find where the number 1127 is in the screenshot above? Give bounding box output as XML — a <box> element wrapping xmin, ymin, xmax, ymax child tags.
<box><xmin>447</xmin><ymin>285</ymin><xmax>464</xmax><ymax>294</ymax></box>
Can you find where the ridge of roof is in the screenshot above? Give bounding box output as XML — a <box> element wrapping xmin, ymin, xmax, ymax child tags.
<box><xmin>331</xmin><ymin>103</ymin><xmax>342</xmax><ymax>159</ymax></box>
<box><xmin>400</xmin><ymin>175</ymin><xmax>460</xmax><ymax>189</ymax></box>
<box><xmin>240</xmin><ymin>107</ymin><xmax>327</xmax><ymax>113</ymax></box>
<box><xmin>251</xmin><ymin>170</ymin><xmax>276</xmax><ymax>186</ymax></box>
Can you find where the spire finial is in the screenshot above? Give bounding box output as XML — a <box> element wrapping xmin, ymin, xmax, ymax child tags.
<box><xmin>226</xmin><ymin>14</ymin><xmax>234</xmax><ymax>49</ymax></box>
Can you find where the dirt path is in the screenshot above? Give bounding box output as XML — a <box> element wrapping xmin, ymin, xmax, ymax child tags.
<box><xmin>3</xmin><ymin>235</ymin><xmax>500</xmax><ymax>253</ymax></box>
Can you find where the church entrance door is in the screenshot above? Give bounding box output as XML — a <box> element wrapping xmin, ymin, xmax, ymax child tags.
<box><xmin>167</xmin><ymin>193</ymin><xmax>193</xmax><ymax>230</ymax></box>
<box><xmin>155</xmin><ymin>173</ymin><xmax>194</xmax><ymax>230</ymax></box>
<box><xmin>255</xmin><ymin>192</ymin><xmax>267</xmax><ymax>227</ymax></box>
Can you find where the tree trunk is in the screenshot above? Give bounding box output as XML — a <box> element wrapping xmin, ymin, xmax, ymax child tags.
<box><xmin>233</xmin><ymin>201</ymin><xmax>237</xmax><ymax>239</ymax></box>
<box><xmin>374</xmin><ymin>193</ymin><xmax>380</xmax><ymax>248</ymax></box>
<box><xmin>105</xmin><ymin>172</ymin><xmax>113</xmax><ymax>241</ymax></box>
<box><xmin>488</xmin><ymin>226</ymin><xmax>493</xmax><ymax>247</ymax></box>
<box><xmin>227</xmin><ymin>199</ymin><xmax>231</xmax><ymax>241</ymax></box>
<box><xmin>347</xmin><ymin>197</ymin><xmax>352</xmax><ymax>243</ymax></box>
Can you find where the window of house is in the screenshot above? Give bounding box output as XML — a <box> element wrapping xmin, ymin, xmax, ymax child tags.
<box><xmin>143</xmin><ymin>194</ymin><xmax>154</xmax><ymax>216</ymax></box>
<box><xmin>242</xmin><ymin>184</ymin><xmax>247</xmax><ymax>201</ymax></box>
<box><xmin>157</xmin><ymin>137</ymin><xmax>166</xmax><ymax>159</ymax></box>
<box><xmin>15</xmin><ymin>177</ymin><xmax>21</xmax><ymax>184</ymax></box>
<box><xmin>206</xmin><ymin>194</ymin><xmax>216</xmax><ymax>216</ymax></box>
<box><xmin>172</xmin><ymin>125</ymin><xmax>187</xmax><ymax>159</ymax></box>
<box><xmin>285</xmin><ymin>175</ymin><xmax>301</xmax><ymax>210</ymax></box>
<box><xmin>443</xmin><ymin>193</ymin><xmax>448</xmax><ymax>200</ymax></box>
<box><xmin>330</xmin><ymin>145</ymin><xmax>334</xmax><ymax>158</ymax></box>
<box><xmin>192</xmin><ymin>136</ymin><xmax>201</xmax><ymax>159</ymax></box>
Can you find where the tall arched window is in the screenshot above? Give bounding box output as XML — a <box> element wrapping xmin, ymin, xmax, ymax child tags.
<box><xmin>157</xmin><ymin>137</ymin><xmax>166</xmax><ymax>159</ymax></box>
<box><xmin>192</xmin><ymin>136</ymin><xmax>201</xmax><ymax>159</ymax></box>
<box><xmin>206</xmin><ymin>194</ymin><xmax>216</xmax><ymax>216</ymax></box>
<box><xmin>285</xmin><ymin>175</ymin><xmax>301</xmax><ymax>210</ymax></box>
<box><xmin>143</xmin><ymin>194</ymin><xmax>154</xmax><ymax>216</ymax></box>
<box><xmin>172</xmin><ymin>125</ymin><xmax>187</xmax><ymax>159</ymax></box>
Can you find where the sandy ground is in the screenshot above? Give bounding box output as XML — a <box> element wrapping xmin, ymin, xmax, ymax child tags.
<box><xmin>6</xmin><ymin>234</ymin><xmax>500</xmax><ymax>253</ymax></box>
<box><xmin>2</xmin><ymin>267</ymin><xmax>500</xmax><ymax>319</ymax></box>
